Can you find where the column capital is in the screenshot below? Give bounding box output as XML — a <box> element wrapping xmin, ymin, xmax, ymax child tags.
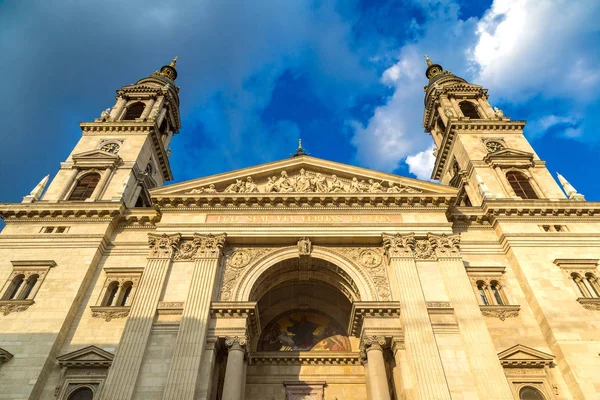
<box><xmin>390</xmin><ymin>337</ymin><xmax>405</xmax><ymax>356</ymax></box>
<box><xmin>225</xmin><ymin>335</ymin><xmax>248</xmax><ymax>353</ymax></box>
<box><xmin>428</xmin><ymin>233</ymin><xmax>461</xmax><ymax>259</ymax></box>
<box><xmin>359</xmin><ymin>349</ymin><xmax>368</xmax><ymax>365</ymax></box>
<box><xmin>148</xmin><ymin>233</ymin><xmax>181</xmax><ymax>259</ymax></box>
<box><xmin>361</xmin><ymin>335</ymin><xmax>387</xmax><ymax>352</ymax></box>
<box><xmin>382</xmin><ymin>233</ymin><xmax>415</xmax><ymax>258</ymax></box>
<box><xmin>174</xmin><ymin>233</ymin><xmax>227</xmax><ymax>260</ymax></box>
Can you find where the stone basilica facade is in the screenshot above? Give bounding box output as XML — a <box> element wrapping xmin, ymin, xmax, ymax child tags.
<box><xmin>0</xmin><ymin>56</ymin><xmax>599</xmax><ymax>400</ymax></box>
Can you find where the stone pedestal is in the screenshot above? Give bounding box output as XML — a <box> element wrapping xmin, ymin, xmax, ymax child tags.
<box><xmin>162</xmin><ymin>234</ymin><xmax>226</xmax><ymax>400</ymax></box>
<box><xmin>221</xmin><ymin>336</ymin><xmax>248</xmax><ymax>400</ymax></box>
<box><xmin>383</xmin><ymin>233</ymin><xmax>452</xmax><ymax>399</ymax></box>
<box><xmin>99</xmin><ymin>233</ymin><xmax>180</xmax><ymax>400</ymax></box>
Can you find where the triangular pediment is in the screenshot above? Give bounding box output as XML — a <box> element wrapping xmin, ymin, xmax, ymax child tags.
<box><xmin>151</xmin><ymin>155</ymin><xmax>456</xmax><ymax>197</ymax></box>
<box><xmin>57</xmin><ymin>345</ymin><xmax>114</xmax><ymax>368</ymax></box>
<box><xmin>72</xmin><ymin>149</ymin><xmax>121</xmax><ymax>168</ymax></box>
<box><xmin>498</xmin><ymin>344</ymin><xmax>554</xmax><ymax>367</ymax></box>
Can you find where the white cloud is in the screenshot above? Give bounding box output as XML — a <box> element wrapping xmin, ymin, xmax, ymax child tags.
<box><xmin>405</xmin><ymin>144</ymin><xmax>436</xmax><ymax>180</ymax></box>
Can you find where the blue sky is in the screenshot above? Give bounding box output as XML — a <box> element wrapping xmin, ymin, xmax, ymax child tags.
<box><xmin>1</xmin><ymin>0</ymin><xmax>599</xmax><ymax>205</ymax></box>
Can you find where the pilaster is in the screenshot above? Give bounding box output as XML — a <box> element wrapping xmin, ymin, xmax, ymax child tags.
<box><xmin>99</xmin><ymin>233</ymin><xmax>180</xmax><ymax>400</ymax></box>
<box><xmin>162</xmin><ymin>233</ymin><xmax>227</xmax><ymax>400</ymax></box>
<box><xmin>382</xmin><ymin>233</ymin><xmax>451</xmax><ymax>399</ymax></box>
<box><xmin>431</xmin><ymin>233</ymin><xmax>514</xmax><ymax>399</ymax></box>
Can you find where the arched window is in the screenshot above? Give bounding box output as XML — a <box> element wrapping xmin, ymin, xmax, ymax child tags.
<box><xmin>477</xmin><ymin>281</ymin><xmax>489</xmax><ymax>305</ymax></box>
<box><xmin>585</xmin><ymin>273</ymin><xmax>600</xmax><ymax>297</ymax></box>
<box><xmin>3</xmin><ymin>275</ymin><xmax>25</xmax><ymax>300</ymax></box>
<box><xmin>490</xmin><ymin>281</ymin><xmax>504</xmax><ymax>305</ymax></box>
<box><xmin>506</xmin><ymin>171</ymin><xmax>538</xmax><ymax>199</ymax></box>
<box><xmin>571</xmin><ymin>273</ymin><xmax>590</xmax><ymax>298</ymax></box>
<box><xmin>436</xmin><ymin>116</ymin><xmax>446</xmax><ymax>135</ymax></box>
<box><xmin>19</xmin><ymin>274</ymin><xmax>39</xmax><ymax>300</ymax></box>
<box><xmin>68</xmin><ymin>173</ymin><xmax>101</xmax><ymax>201</ymax></box>
<box><xmin>103</xmin><ymin>282</ymin><xmax>119</xmax><ymax>306</ymax></box>
<box><xmin>459</xmin><ymin>101</ymin><xmax>480</xmax><ymax>119</ymax></box>
<box><xmin>519</xmin><ymin>386</ymin><xmax>545</xmax><ymax>400</ymax></box>
<box><xmin>117</xmin><ymin>281</ymin><xmax>133</xmax><ymax>306</ymax></box>
<box><xmin>122</xmin><ymin>102</ymin><xmax>145</xmax><ymax>120</ymax></box>
<box><xmin>67</xmin><ymin>387</ymin><xmax>94</xmax><ymax>400</ymax></box>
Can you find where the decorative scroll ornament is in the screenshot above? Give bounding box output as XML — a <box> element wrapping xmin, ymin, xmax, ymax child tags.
<box><xmin>298</xmin><ymin>237</ymin><xmax>312</xmax><ymax>256</ymax></box>
<box><xmin>361</xmin><ymin>335</ymin><xmax>387</xmax><ymax>352</ymax></box>
<box><xmin>429</xmin><ymin>233</ymin><xmax>460</xmax><ymax>258</ymax></box>
<box><xmin>481</xmin><ymin>307</ymin><xmax>519</xmax><ymax>321</ymax></box>
<box><xmin>91</xmin><ymin>308</ymin><xmax>130</xmax><ymax>322</ymax></box>
<box><xmin>148</xmin><ymin>233</ymin><xmax>181</xmax><ymax>258</ymax></box>
<box><xmin>0</xmin><ymin>302</ymin><xmax>31</xmax><ymax>316</ymax></box>
<box><xmin>382</xmin><ymin>233</ymin><xmax>416</xmax><ymax>258</ymax></box>
<box><xmin>173</xmin><ymin>233</ymin><xmax>226</xmax><ymax>260</ymax></box>
<box><xmin>225</xmin><ymin>336</ymin><xmax>248</xmax><ymax>352</ymax></box>
<box><xmin>414</xmin><ymin>239</ymin><xmax>436</xmax><ymax>260</ymax></box>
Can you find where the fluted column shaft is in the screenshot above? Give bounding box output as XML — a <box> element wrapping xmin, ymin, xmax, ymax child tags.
<box><xmin>362</xmin><ymin>336</ymin><xmax>391</xmax><ymax>400</ymax></box>
<box><xmin>383</xmin><ymin>234</ymin><xmax>451</xmax><ymax>400</ymax></box>
<box><xmin>163</xmin><ymin>234</ymin><xmax>226</xmax><ymax>400</ymax></box>
<box><xmin>431</xmin><ymin>234</ymin><xmax>513</xmax><ymax>399</ymax></box>
<box><xmin>221</xmin><ymin>336</ymin><xmax>247</xmax><ymax>400</ymax></box>
<box><xmin>99</xmin><ymin>233</ymin><xmax>181</xmax><ymax>400</ymax></box>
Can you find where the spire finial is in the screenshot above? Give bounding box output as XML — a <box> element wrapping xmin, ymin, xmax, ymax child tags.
<box><xmin>425</xmin><ymin>55</ymin><xmax>433</xmax><ymax>67</ymax></box>
<box><xmin>170</xmin><ymin>56</ymin><xmax>178</xmax><ymax>67</ymax></box>
<box><xmin>557</xmin><ymin>172</ymin><xmax>585</xmax><ymax>201</ymax></box>
<box><xmin>292</xmin><ymin>137</ymin><xmax>307</xmax><ymax>157</ymax></box>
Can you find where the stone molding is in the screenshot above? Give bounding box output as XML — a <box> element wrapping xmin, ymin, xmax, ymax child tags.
<box><xmin>90</xmin><ymin>306</ymin><xmax>131</xmax><ymax>322</ymax></box>
<box><xmin>249</xmin><ymin>352</ymin><xmax>361</xmax><ymax>366</ymax></box>
<box><xmin>360</xmin><ymin>335</ymin><xmax>387</xmax><ymax>352</ymax></box>
<box><xmin>148</xmin><ymin>233</ymin><xmax>181</xmax><ymax>258</ymax></box>
<box><xmin>576</xmin><ymin>298</ymin><xmax>600</xmax><ymax>311</ymax></box>
<box><xmin>348</xmin><ymin>301</ymin><xmax>401</xmax><ymax>336</ymax></box>
<box><xmin>0</xmin><ymin>202</ymin><xmax>124</xmax><ymax>221</ymax></box>
<box><xmin>211</xmin><ymin>301</ymin><xmax>261</xmax><ymax>337</ymax></box>
<box><xmin>57</xmin><ymin>345</ymin><xmax>114</xmax><ymax>369</ymax></box>
<box><xmin>0</xmin><ymin>299</ymin><xmax>33</xmax><ymax>315</ymax></box>
<box><xmin>498</xmin><ymin>344</ymin><xmax>554</xmax><ymax>368</ymax></box>
<box><xmin>225</xmin><ymin>336</ymin><xmax>248</xmax><ymax>352</ymax></box>
<box><xmin>480</xmin><ymin>305</ymin><xmax>520</xmax><ymax>321</ymax></box>
<box><xmin>0</xmin><ymin>347</ymin><xmax>13</xmax><ymax>364</ymax></box>
<box><xmin>173</xmin><ymin>233</ymin><xmax>227</xmax><ymax>260</ymax></box>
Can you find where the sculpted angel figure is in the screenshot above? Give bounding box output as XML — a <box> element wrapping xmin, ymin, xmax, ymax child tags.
<box><xmin>314</xmin><ymin>173</ymin><xmax>328</xmax><ymax>193</ymax></box>
<box><xmin>245</xmin><ymin>177</ymin><xmax>259</xmax><ymax>193</ymax></box>
<box><xmin>350</xmin><ymin>177</ymin><xmax>360</xmax><ymax>192</ymax></box>
<box><xmin>295</xmin><ymin>168</ymin><xmax>312</xmax><ymax>192</ymax></box>
<box><xmin>368</xmin><ymin>179</ymin><xmax>383</xmax><ymax>193</ymax></box>
<box><xmin>278</xmin><ymin>171</ymin><xmax>294</xmax><ymax>193</ymax></box>
<box><xmin>493</xmin><ymin>107</ymin><xmax>504</xmax><ymax>118</ymax></box>
<box><xmin>265</xmin><ymin>176</ymin><xmax>278</xmax><ymax>192</ymax></box>
<box><xmin>100</xmin><ymin>108</ymin><xmax>111</xmax><ymax>119</ymax></box>
<box><xmin>401</xmin><ymin>184</ymin><xmax>421</xmax><ymax>194</ymax></box>
<box><xmin>224</xmin><ymin>179</ymin><xmax>243</xmax><ymax>193</ymax></box>
<box><xmin>329</xmin><ymin>174</ymin><xmax>345</xmax><ymax>192</ymax></box>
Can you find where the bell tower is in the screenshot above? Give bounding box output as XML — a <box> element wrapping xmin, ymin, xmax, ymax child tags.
<box><xmin>422</xmin><ymin>56</ymin><xmax>572</xmax><ymax>206</ymax></box>
<box><xmin>38</xmin><ymin>57</ymin><xmax>181</xmax><ymax>208</ymax></box>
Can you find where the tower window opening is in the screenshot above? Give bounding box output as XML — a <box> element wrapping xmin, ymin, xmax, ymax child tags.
<box><xmin>103</xmin><ymin>282</ymin><xmax>119</xmax><ymax>306</ymax></box>
<box><xmin>477</xmin><ymin>281</ymin><xmax>489</xmax><ymax>305</ymax></box>
<box><xmin>491</xmin><ymin>281</ymin><xmax>504</xmax><ymax>305</ymax></box>
<box><xmin>68</xmin><ymin>173</ymin><xmax>101</xmax><ymax>201</ymax></box>
<box><xmin>122</xmin><ymin>102</ymin><xmax>145</xmax><ymax>120</ymax></box>
<box><xmin>506</xmin><ymin>171</ymin><xmax>538</xmax><ymax>199</ymax></box>
<box><xmin>3</xmin><ymin>274</ymin><xmax>25</xmax><ymax>300</ymax></box>
<box><xmin>519</xmin><ymin>386</ymin><xmax>545</xmax><ymax>400</ymax></box>
<box><xmin>19</xmin><ymin>274</ymin><xmax>39</xmax><ymax>300</ymax></box>
<box><xmin>459</xmin><ymin>101</ymin><xmax>480</xmax><ymax>119</ymax></box>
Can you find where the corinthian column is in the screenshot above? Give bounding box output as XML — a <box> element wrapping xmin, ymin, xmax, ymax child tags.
<box><xmin>162</xmin><ymin>233</ymin><xmax>227</xmax><ymax>400</ymax></box>
<box><xmin>382</xmin><ymin>233</ymin><xmax>451</xmax><ymax>399</ymax></box>
<box><xmin>99</xmin><ymin>233</ymin><xmax>181</xmax><ymax>400</ymax></box>
<box><xmin>221</xmin><ymin>336</ymin><xmax>248</xmax><ymax>400</ymax></box>
<box><xmin>431</xmin><ymin>233</ymin><xmax>514</xmax><ymax>399</ymax></box>
<box><xmin>361</xmin><ymin>336</ymin><xmax>390</xmax><ymax>400</ymax></box>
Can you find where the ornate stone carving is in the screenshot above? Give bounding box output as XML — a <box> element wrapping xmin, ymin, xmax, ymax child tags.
<box><xmin>148</xmin><ymin>233</ymin><xmax>181</xmax><ymax>258</ymax></box>
<box><xmin>181</xmin><ymin>169</ymin><xmax>424</xmax><ymax>195</ymax></box>
<box><xmin>0</xmin><ymin>301</ymin><xmax>32</xmax><ymax>316</ymax></box>
<box><xmin>361</xmin><ymin>335</ymin><xmax>387</xmax><ymax>352</ymax></box>
<box><xmin>220</xmin><ymin>247</ymin><xmax>274</xmax><ymax>301</ymax></box>
<box><xmin>91</xmin><ymin>307</ymin><xmax>130</xmax><ymax>322</ymax></box>
<box><xmin>173</xmin><ymin>233</ymin><xmax>226</xmax><ymax>260</ymax></box>
<box><xmin>298</xmin><ymin>237</ymin><xmax>312</xmax><ymax>256</ymax></box>
<box><xmin>382</xmin><ymin>233</ymin><xmax>415</xmax><ymax>258</ymax></box>
<box><xmin>100</xmin><ymin>108</ymin><xmax>111</xmax><ymax>119</ymax></box>
<box><xmin>577</xmin><ymin>298</ymin><xmax>600</xmax><ymax>311</ymax></box>
<box><xmin>429</xmin><ymin>233</ymin><xmax>461</xmax><ymax>258</ymax></box>
<box><xmin>225</xmin><ymin>336</ymin><xmax>248</xmax><ymax>352</ymax></box>
<box><xmin>414</xmin><ymin>239</ymin><xmax>436</xmax><ymax>260</ymax></box>
<box><xmin>359</xmin><ymin>249</ymin><xmax>382</xmax><ymax>268</ymax></box>
<box><xmin>493</xmin><ymin>107</ymin><xmax>504</xmax><ymax>118</ymax></box>
<box><xmin>480</xmin><ymin>305</ymin><xmax>520</xmax><ymax>321</ymax></box>
<box><xmin>358</xmin><ymin>349</ymin><xmax>368</xmax><ymax>365</ymax></box>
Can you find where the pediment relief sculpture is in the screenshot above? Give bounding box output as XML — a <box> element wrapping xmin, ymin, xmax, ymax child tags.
<box><xmin>184</xmin><ymin>168</ymin><xmax>423</xmax><ymax>195</ymax></box>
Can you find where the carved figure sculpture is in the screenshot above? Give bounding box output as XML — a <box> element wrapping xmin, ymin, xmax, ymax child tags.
<box><xmin>444</xmin><ymin>107</ymin><xmax>454</xmax><ymax>118</ymax></box>
<box><xmin>329</xmin><ymin>175</ymin><xmax>344</xmax><ymax>192</ymax></box>
<box><xmin>224</xmin><ymin>179</ymin><xmax>243</xmax><ymax>193</ymax></box>
<box><xmin>245</xmin><ymin>177</ymin><xmax>259</xmax><ymax>193</ymax></box>
<box><xmin>100</xmin><ymin>108</ymin><xmax>111</xmax><ymax>119</ymax></box>
<box><xmin>298</xmin><ymin>237</ymin><xmax>312</xmax><ymax>256</ymax></box>
<box><xmin>350</xmin><ymin>177</ymin><xmax>360</xmax><ymax>192</ymax></box>
<box><xmin>358</xmin><ymin>180</ymin><xmax>369</xmax><ymax>192</ymax></box>
<box><xmin>387</xmin><ymin>182</ymin><xmax>403</xmax><ymax>193</ymax></box>
<box><xmin>314</xmin><ymin>173</ymin><xmax>328</xmax><ymax>193</ymax></box>
<box><xmin>493</xmin><ymin>107</ymin><xmax>504</xmax><ymax>118</ymax></box>
<box><xmin>265</xmin><ymin>176</ymin><xmax>278</xmax><ymax>192</ymax></box>
<box><xmin>368</xmin><ymin>179</ymin><xmax>383</xmax><ymax>193</ymax></box>
<box><xmin>295</xmin><ymin>168</ymin><xmax>312</xmax><ymax>192</ymax></box>
<box><xmin>204</xmin><ymin>184</ymin><xmax>217</xmax><ymax>193</ymax></box>
<box><xmin>278</xmin><ymin>171</ymin><xmax>294</xmax><ymax>193</ymax></box>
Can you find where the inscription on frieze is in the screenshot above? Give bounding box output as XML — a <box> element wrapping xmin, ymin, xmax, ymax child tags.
<box><xmin>207</xmin><ymin>214</ymin><xmax>402</xmax><ymax>224</ymax></box>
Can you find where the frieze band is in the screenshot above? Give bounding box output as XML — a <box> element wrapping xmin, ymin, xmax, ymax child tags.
<box><xmin>383</xmin><ymin>232</ymin><xmax>461</xmax><ymax>260</ymax></box>
<box><xmin>148</xmin><ymin>233</ymin><xmax>227</xmax><ymax>260</ymax></box>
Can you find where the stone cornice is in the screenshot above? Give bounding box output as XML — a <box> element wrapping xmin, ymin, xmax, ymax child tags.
<box><xmin>248</xmin><ymin>352</ymin><xmax>361</xmax><ymax>366</ymax></box>
<box><xmin>348</xmin><ymin>301</ymin><xmax>401</xmax><ymax>336</ymax></box>
<box><xmin>211</xmin><ymin>301</ymin><xmax>261</xmax><ymax>337</ymax></box>
<box><xmin>0</xmin><ymin>202</ymin><xmax>124</xmax><ymax>222</ymax></box>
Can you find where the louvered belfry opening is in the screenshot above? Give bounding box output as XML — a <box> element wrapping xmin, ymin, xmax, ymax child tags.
<box><xmin>506</xmin><ymin>171</ymin><xmax>538</xmax><ymax>199</ymax></box>
<box><xmin>68</xmin><ymin>173</ymin><xmax>101</xmax><ymax>201</ymax></box>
